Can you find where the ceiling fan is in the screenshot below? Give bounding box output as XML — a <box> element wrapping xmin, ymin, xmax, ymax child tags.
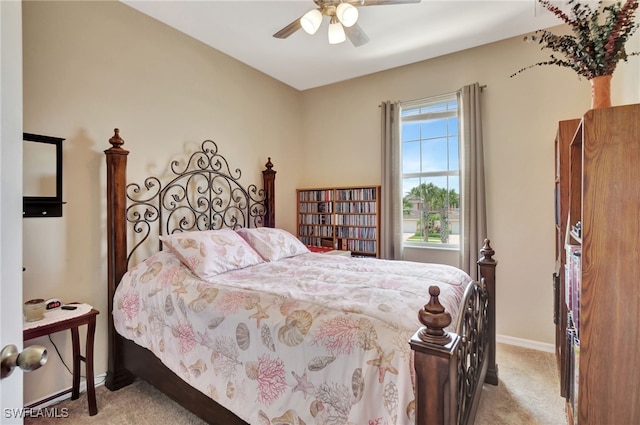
<box><xmin>273</xmin><ymin>0</ymin><xmax>421</xmax><ymax>47</ymax></box>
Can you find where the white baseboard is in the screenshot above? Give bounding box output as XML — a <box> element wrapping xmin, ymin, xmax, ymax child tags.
<box><xmin>24</xmin><ymin>373</ymin><xmax>107</xmax><ymax>408</ymax></box>
<box><xmin>497</xmin><ymin>334</ymin><xmax>555</xmax><ymax>353</ymax></box>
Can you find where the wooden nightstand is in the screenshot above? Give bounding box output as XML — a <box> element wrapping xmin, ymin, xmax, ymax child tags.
<box><xmin>23</xmin><ymin>306</ymin><xmax>99</xmax><ymax>416</ymax></box>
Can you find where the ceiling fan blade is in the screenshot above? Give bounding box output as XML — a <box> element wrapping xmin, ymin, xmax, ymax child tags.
<box><xmin>345</xmin><ymin>23</ymin><xmax>369</xmax><ymax>47</ymax></box>
<box><xmin>347</xmin><ymin>0</ymin><xmax>421</xmax><ymax>5</ymax></box>
<box><xmin>273</xmin><ymin>18</ymin><xmax>302</xmax><ymax>39</ymax></box>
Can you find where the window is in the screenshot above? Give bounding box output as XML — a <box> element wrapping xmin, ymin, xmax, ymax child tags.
<box><xmin>400</xmin><ymin>93</ymin><xmax>460</xmax><ymax>248</ymax></box>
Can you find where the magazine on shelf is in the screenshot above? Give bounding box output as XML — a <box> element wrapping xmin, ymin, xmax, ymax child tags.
<box><xmin>565</xmin><ymin>311</ymin><xmax>580</xmax><ymax>422</ymax></box>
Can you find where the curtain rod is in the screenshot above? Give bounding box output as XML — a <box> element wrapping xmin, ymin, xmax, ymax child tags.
<box><xmin>380</xmin><ymin>83</ymin><xmax>487</xmax><ymax>107</ymax></box>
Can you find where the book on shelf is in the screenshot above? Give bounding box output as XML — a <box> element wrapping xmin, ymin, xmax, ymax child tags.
<box><xmin>565</xmin><ymin>312</ymin><xmax>577</xmax><ymax>405</ymax></box>
<box><xmin>565</xmin><ymin>244</ymin><xmax>581</xmax><ymax>335</ymax></box>
<box><xmin>572</xmin><ymin>338</ymin><xmax>580</xmax><ymax>425</ymax></box>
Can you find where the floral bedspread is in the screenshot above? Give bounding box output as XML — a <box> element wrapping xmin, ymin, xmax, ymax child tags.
<box><xmin>113</xmin><ymin>251</ymin><xmax>472</xmax><ymax>425</ymax></box>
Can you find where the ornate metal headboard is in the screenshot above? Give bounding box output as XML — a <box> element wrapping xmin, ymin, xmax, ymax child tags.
<box><xmin>105</xmin><ymin>128</ymin><xmax>276</xmax><ymax>274</ymax></box>
<box><xmin>124</xmin><ymin>139</ymin><xmax>273</xmax><ymax>264</ymax></box>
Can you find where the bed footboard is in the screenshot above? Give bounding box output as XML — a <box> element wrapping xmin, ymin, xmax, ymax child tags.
<box><xmin>410</xmin><ymin>240</ymin><xmax>498</xmax><ymax>425</ymax></box>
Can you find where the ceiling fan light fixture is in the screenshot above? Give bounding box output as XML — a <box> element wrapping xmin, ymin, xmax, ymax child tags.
<box><xmin>328</xmin><ymin>18</ymin><xmax>346</xmax><ymax>44</ymax></box>
<box><xmin>336</xmin><ymin>3</ymin><xmax>358</xmax><ymax>27</ymax></box>
<box><xmin>300</xmin><ymin>9</ymin><xmax>323</xmax><ymax>35</ymax></box>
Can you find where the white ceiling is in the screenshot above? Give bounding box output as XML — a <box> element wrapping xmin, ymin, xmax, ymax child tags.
<box><xmin>121</xmin><ymin>0</ymin><xmax>563</xmax><ymax>91</ymax></box>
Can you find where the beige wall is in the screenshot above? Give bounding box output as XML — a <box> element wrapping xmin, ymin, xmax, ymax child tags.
<box><xmin>21</xmin><ymin>0</ymin><xmax>302</xmax><ymax>405</ymax></box>
<box><xmin>21</xmin><ymin>0</ymin><xmax>640</xmax><ymax>406</ymax></box>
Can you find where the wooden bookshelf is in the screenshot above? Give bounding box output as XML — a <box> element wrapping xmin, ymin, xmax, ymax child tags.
<box><xmin>553</xmin><ymin>118</ymin><xmax>580</xmax><ymax>399</ymax></box>
<box><xmin>553</xmin><ymin>104</ymin><xmax>640</xmax><ymax>425</ymax></box>
<box><xmin>297</xmin><ymin>186</ymin><xmax>381</xmax><ymax>258</ymax></box>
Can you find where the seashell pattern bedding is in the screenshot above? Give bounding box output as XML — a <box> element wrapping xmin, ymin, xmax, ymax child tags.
<box><xmin>113</xmin><ymin>250</ymin><xmax>472</xmax><ymax>425</ymax></box>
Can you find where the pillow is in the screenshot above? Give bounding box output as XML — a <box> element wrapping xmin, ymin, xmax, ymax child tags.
<box><xmin>236</xmin><ymin>227</ymin><xmax>309</xmax><ymax>262</ymax></box>
<box><xmin>159</xmin><ymin>229</ymin><xmax>264</xmax><ymax>279</ymax></box>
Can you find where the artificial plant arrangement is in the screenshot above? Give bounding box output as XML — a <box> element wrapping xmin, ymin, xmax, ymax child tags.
<box><xmin>511</xmin><ymin>0</ymin><xmax>639</xmax><ymax>79</ymax></box>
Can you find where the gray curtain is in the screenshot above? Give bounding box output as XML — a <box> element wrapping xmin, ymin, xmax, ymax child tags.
<box><xmin>380</xmin><ymin>101</ymin><xmax>403</xmax><ymax>260</ymax></box>
<box><xmin>458</xmin><ymin>83</ymin><xmax>487</xmax><ymax>280</ymax></box>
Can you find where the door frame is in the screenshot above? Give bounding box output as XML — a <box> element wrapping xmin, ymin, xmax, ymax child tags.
<box><xmin>1</xmin><ymin>1</ymin><xmax>25</xmax><ymax>423</ymax></box>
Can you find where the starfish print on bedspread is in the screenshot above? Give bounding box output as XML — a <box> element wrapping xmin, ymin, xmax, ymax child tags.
<box><xmin>367</xmin><ymin>348</ymin><xmax>399</xmax><ymax>383</ymax></box>
<box><xmin>250</xmin><ymin>303</ymin><xmax>270</xmax><ymax>328</ymax></box>
<box><xmin>291</xmin><ymin>370</ymin><xmax>314</xmax><ymax>399</ymax></box>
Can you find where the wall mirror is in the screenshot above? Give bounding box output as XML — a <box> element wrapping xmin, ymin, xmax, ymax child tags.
<box><xmin>23</xmin><ymin>133</ymin><xmax>65</xmax><ymax>217</ymax></box>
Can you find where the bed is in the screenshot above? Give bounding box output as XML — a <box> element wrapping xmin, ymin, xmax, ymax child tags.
<box><xmin>104</xmin><ymin>129</ymin><xmax>498</xmax><ymax>425</ymax></box>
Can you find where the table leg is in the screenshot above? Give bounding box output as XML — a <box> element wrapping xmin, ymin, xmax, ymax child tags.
<box><xmin>70</xmin><ymin>327</ymin><xmax>80</xmax><ymax>400</ymax></box>
<box><xmin>86</xmin><ymin>315</ymin><xmax>97</xmax><ymax>416</ymax></box>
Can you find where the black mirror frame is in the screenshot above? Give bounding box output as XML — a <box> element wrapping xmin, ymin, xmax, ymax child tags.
<box><xmin>23</xmin><ymin>132</ymin><xmax>65</xmax><ymax>218</ymax></box>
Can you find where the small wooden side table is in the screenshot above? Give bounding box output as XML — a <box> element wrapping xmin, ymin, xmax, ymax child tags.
<box><xmin>23</xmin><ymin>307</ymin><xmax>99</xmax><ymax>416</ymax></box>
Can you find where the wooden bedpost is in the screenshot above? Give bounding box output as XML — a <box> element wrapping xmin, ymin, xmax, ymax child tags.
<box><xmin>410</xmin><ymin>286</ymin><xmax>460</xmax><ymax>425</ymax></box>
<box><xmin>410</xmin><ymin>240</ymin><xmax>498</xmax><ymax>425</ymax></box>
<box><xmin>104</xmin><ymin>129</ymin><xmax>135</xmax><ymax>390</ymax></box>
<box><xmin>262</xmin><ymin>157</ymin><xmax>276</xmax><ymax>228</ymax></box>
<box><xmin>477</xmin><ymin>239</ymin><xmax>498</xmax><ymax>385</ymax></box>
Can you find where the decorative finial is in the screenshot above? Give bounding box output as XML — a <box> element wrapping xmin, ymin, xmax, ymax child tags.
<box><xmin>417</xmin><ymin>286</ymin><xmax>452</xmax><ymax>345</ymax></box>
<box><xmin>479</xmin><ymin>239</ymin><xmax>495</xmax><ymax>263</ymax></box>
<box><xmin>265</xmin><ymin>157</ymin><xmax>274</xmax><ymax>171</ymax></box>
<box><xmin>109</xmin><ymin>128</ymin><xmax>124</xmax><ymax>149</ymax></box>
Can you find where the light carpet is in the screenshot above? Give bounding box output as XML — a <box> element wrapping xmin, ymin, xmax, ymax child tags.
<box><xmin>25</xmin><ymin>343</ymin><xmax>566</xmax><ymax>425</ymax></box>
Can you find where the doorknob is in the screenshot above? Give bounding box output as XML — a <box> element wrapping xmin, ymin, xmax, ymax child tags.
<box><xmin>1</xmin><ymin>344</ymin><xmax>47</xmax><ymax>379</ymax></box>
